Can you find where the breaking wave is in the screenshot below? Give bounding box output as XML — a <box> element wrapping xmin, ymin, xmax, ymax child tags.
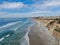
<box><xmin>0</xmin><ymin>18</ymin><xmax>34</xmax><ymax>45</ymax></box>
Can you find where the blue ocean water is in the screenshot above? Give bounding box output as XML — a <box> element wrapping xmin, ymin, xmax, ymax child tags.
<box><xmin>0</xmin><ymin>18</ymin><xmax>34</xmax><ymax>44</ymax></box>
<box><xmin>0</xmin><ymin>18</ymin><xmax>29</xmax><ymax>27</ymax></box>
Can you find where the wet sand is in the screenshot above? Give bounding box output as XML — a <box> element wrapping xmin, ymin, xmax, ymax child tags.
<box><xmin>29</xmin><ymin>28</ymin><xmax>43</xmax><ymax>45</ymax></box>
<box><xmin>29</xmin><ymin>22</ymin><xmax>58</xmax><ymax>45</ymax></box>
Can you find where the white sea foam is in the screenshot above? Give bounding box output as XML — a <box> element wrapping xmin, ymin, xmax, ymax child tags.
<box><xmin>5</xmin><ymin>34</ymin><xmax>10</xmax><ymax>38</ymax></box>
<box><xmin>0</xmin><ymin>37</ymin><xmax>4</xmax><ymax>42</ymax></box>
<box><xmin>0</xmin><ymin>21</ymin><xmax>21</xmax><ymax>28</ymax></box>
<box><xmin>0</xmin><ymin>19</ymin><xmax>34</xmax><ymax>45</ymax></box>
<box><xmin>20</xmin><ymin>28</ymin><xmax>30</xmax><ymax>45</ymax></box>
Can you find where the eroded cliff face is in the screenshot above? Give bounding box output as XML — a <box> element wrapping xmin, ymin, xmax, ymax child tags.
<box><xmin>34</xmin><ymin>18</ymin><xmax>60</xmax><ymax>34</ymax></box>
<box><xmin>34</xmin><ymin>18</ymin><xmax>60</xmax><ymax>41</ymax></box>
<box><xmin>29</xmin><ymin>22</ymin><xmax>58</xmax><ymax>45</ymax></box>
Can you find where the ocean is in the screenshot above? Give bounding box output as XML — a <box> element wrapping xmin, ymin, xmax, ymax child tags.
<box><xmin>0</xmin><ymin>18</ymin><xmax>34</xmax><ymax>45</ymax></box>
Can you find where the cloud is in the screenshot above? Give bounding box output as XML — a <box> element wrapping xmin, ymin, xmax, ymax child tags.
<box><xmin>0</xmin><ymin>11</ymin><xmax>60</xmax><ymax>18</ymax></box>
<box><xmin>31</xmin><ymin>0</ymin><xmax>60</xmax><ymax>9</ymax></box>
<box><xmin>29</xmin><ymin>0</ymin><xmax>60</xmax><ymax>15</ymax></box>
<box><xmin>42</xmin><ymin>1</ymin><xmax>60</xmax><ymax>7</ymax></box>
<box><xmin>0</xmin><ymin>2</ymin><xmax>25</xmax><ymax>9</ymax></box>
<box><xmin>0</xmin><ymin>0</ymin><xmax>60</xmax><ymax>18</ymax></box>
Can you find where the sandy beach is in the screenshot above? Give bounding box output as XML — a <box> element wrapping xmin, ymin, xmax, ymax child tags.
<box><xmin>29</xmin><ymin>27</ymin><xmax>43</xmax><ymax>45</ymax></box>
<box><xmin>29</xmin><ymin>21</ymin><xmax>58</xmax><ymax>45</ymax></box>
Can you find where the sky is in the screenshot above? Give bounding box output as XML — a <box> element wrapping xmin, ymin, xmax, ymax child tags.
<box><xmin>0</xmin><ymin>0</ymin><xmax>60</xmax><ymax>18</ymax></box>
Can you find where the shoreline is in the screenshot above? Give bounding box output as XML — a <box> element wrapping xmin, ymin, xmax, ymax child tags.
<box><xmin>29</xmin><ymin>20</ymin><xmax>58</xmax><ymax>45</ymax></box>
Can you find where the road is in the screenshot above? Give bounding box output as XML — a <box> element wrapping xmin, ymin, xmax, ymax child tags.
<box><xmin>29</xmin><ymin>22</ymin><xmax>58</xmax><ymax>45</ymax></box>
